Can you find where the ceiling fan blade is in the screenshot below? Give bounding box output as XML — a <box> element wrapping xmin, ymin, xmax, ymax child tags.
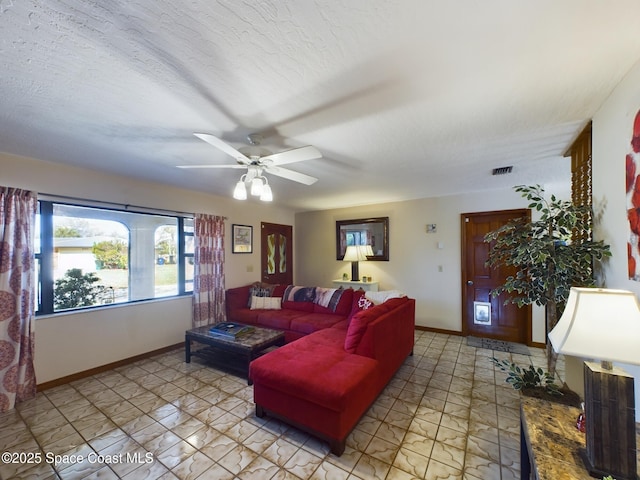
<box><xmin>266</xmin><ymin>166</ymin><xmax>318</xmax><ymax>185</ymax></box>
<box><xmin>194</xmin><ymin>133</ymin><xmax>250</xmax><ymax>164</ymax></box>
<box><xmin>261</xmin><ymin>145</ymin><xmax>322</xmax><ymax>166</ymax></box>
<box><xmin>177</xmin><ymin>164</ymin><xmax>247</xmax><ymax>169</ymax></box>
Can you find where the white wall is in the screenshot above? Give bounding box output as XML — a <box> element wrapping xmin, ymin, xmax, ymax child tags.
<box><xmin>36</xmin><ymin>297</ymin><xmax>192</xmax><ymax>383</ymax></box>
<box><xmin>1</xmin><ymin>152</ymin><xmax>296</xmax><ymax>383</ymax></box>
<box><xmin>590</xmin><ymin>57</ymin><xmax>640</xmax><ymax>416</ymax></box>
<box><xmin>592</xmin><ymin>57</ymin><xmax>640</xmax><ymax>305</ymax></box>
<box><xmin>2</xmin><ymin>146</ymin><xmax>576</xmax><ymax>382</ymax></box>
<box><xmin>295</xmin><ymin>185</ymin><xmax>572</xmax><ymax>343</ymax></box>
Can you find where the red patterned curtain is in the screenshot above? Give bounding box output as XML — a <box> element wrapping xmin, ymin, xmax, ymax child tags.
<box><xmin>192</xmin><ymin>214</ymin><xmax>226</xmax><ymax>327</ymax></box>
<box><xmin>0</xmin><ymin>187</ymin><xmax>37</xmax><ymax>412</ymax></box>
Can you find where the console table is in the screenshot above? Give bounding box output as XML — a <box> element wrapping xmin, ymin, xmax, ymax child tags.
<box><xmin>332</xmin><ymin>279</ymin><xmax>379</xmax><ymax>291</ymax></box>
<box><xmin>520</xmin><ymin>396</ymin><xmax>640</xmax><ymax>479</ymax></box>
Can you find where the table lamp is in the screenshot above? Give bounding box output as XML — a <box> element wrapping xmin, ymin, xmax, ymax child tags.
<box><xmin>343</xmin><ymin>245</ymin><xmax>373</xmax><ymax>281</ymax></box>
<box><xmin>548</xmin><ymin>287</ymin><xmax>640</xmax><ymax>480</ymax></box>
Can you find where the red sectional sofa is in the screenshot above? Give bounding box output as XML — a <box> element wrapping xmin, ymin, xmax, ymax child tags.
<box><xmin>226</xmin><ymin>283</ymin><xmax>356</xmax><ymax>343</ymax></box>
<box><xmin>225</xmin><ymin>283</ymin><xmax>416</xmax><ymax>455</ymax></box>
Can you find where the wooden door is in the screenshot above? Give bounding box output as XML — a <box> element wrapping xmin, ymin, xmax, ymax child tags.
<box><xmin>461</xmin><ymin>210</ymin><xmax>531</xmax><ymax>344</ymax></box>
<box><xmin>261</xmin><ymin>222</ymin><xmax>293</xmax><ymax>285</ymax></box>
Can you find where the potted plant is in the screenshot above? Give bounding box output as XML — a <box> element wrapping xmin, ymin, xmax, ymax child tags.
<box><xmin>490</xmin><ymin>357</ymin><xmax>583</xmax><ymax>406</ymax></box>
<box><xmin>491</xmin><ymin>358</ymin><xmax>561</xmax><ymax>394</ymax></box>
<box><xmin>484</xmin><ymin>185</ymin><xmax>611</xmax><ymax>375</ymax></box>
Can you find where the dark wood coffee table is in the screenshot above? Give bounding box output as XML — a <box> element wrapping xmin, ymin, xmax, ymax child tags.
<box><xmin>185</xmin><ymin>324</ymin><xmax>285</xmax><ymax>384</ymax></box>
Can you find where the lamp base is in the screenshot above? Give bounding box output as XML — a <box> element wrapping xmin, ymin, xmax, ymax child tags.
<box><xmin>583</xmin><ymin>361</ymin><xmax>638</xmax><ymax>480</ymax></box>
<box><xmin>578</xmin><ymin>448</ymin><xmax>639</xmax><ymax>480</ymax></box>
<box><xmin>350</xmin><ymin>261</ymin><xmax>359</xmax><ymax>282</ymax></box>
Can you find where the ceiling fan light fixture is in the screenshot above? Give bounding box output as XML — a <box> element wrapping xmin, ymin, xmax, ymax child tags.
<box><xmin>260</xmin><ymin>183</ymin><xmax>273</xmax><ymax>202</ymax></box>
<box><xmin>233</xmin><ymin>176</ymin><xmax>247</xmax><ymax>200</ymax></box>
<box><xmin>189</xmin><ymin>133</ymin><xmax>321</xmax><ymax>202</ymax></box>
<box><xmin>251</xmin><ymin>177</ymin><xmax>264</xmax><ymax>196</ymax></box>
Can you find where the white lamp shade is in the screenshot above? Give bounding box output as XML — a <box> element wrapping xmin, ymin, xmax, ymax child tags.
<box><xmin>233</xmin><ymin>180</ymin><xmax>247</xmax><ymax>200</ymax></box>
<box><xmin>343</xmin><ymin>245</ymin><xmax>372</xmax><ymax>262</ymax></box>
<box><xmin>548</xmin><ymin>287</ymin><xmax>640</xmax><ymax>365</ymax></box>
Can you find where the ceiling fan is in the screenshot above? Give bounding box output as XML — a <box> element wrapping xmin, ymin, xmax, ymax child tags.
<box><xmin>178</xmin><ymin>133</ymin><xmax>322</xmax><ymax>186</ymax></box>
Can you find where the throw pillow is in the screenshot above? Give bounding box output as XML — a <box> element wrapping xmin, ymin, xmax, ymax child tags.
<box><xmin>344</xmin><ymin>308</ymin><xmax>377</xmax><ymax>353</ymax></box>
<box><xmin>283</xmin><ymin>285</ymin><xmax>316</xmax><ymax>303</ymax></box>
<box><xmin>349</xmin><ymin>289</ymin><xmax>373</xmax><ymax>320</ymax></box>
<box><xmin>344</xmin><ymin>301</ymin><xmax>395</xmax><ymax>353</ymax></box>
<box><xmin>313</xmin><ymin>287</ymin><xmax>344</xmax><ymax>313</ymax></box>
<box><xmin>365</xmin><ymin>290</ymin><xmax>406</xmax><ymax>305</ymax></box>
<box><xmin>250</xmin><ymin>296</ymin><xmax>282</xmax><ymax>310</ymax></box>
<box><xmin>313</xmin><ymin>288</ymin><xmax>353</xmax><ymax>315</ymax></box>
<box><xmin>247</xmin><ymin>283</ymin><xmax>273</xmax><ymax>307</ymax></box>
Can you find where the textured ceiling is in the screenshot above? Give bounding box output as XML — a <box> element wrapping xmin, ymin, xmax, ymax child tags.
<box><xmin>2</xmin><ymin>1</ymin><xmax>640</xmax><ymax>211</ymax></box>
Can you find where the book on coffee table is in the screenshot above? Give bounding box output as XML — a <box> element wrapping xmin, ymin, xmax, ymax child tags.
<box><xmin>209</xmin><ymin>322</ymin><xmax>255</xmax><ymax>339</ymax></box>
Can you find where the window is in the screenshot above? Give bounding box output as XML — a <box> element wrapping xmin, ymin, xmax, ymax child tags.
<box><xmin>36</xmin><ymin>200</ymin><xmax>193</xmax><ymax>315</ymax></box>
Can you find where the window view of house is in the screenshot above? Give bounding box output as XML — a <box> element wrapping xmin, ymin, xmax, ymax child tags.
<box><xmin>36</xmin><ymin>201</ymin><xmax>193</xmax><ymax>314</ymax></box>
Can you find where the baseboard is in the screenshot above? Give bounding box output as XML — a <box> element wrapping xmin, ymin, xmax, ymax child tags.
<box><xmin>37</xmin><ymin>343</ymin><xmax>184</xmax><ymax>391</ymax></box>
<box><xmin>416</xmin><ymin>325</ymin><xmax>463</xmax><ymax>336</ymax></box>
<box><xmin>416</xmin><ymin>325</ymin><xmax>545</xmax><ymax>349</ymax></box>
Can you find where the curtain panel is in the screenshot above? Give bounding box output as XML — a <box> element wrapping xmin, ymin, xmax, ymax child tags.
<box><xmin>192</xmin><ymin>214</ymin><xmax>226</xmax><ymax>327</ymax></box>
<box><xmin>0</xmin><ymin>187</ymin><xmax>37</xmax><ymax>412</ymax></box>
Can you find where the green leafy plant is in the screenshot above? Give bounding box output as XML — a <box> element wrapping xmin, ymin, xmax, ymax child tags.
<box><xmin>54</xmin><ymin>226</ymin><xmax>81</xmax><ymax>237</ymax></box>
<box><xmin>484</xmin><ymin>185</ymin><xmax>611</xmax><ymax>373</ymax></box>
<box><xmin>491</xmin><ymin>358</ymin><xmax>562</xmax><ymax>396</ymax></box>
<box><xmin>54</xmin><ymin>268</ymin><xmax>106</xmax><ymax>310</ymax></box>
<box><xmin>92</xmin><ymin>240</ymin><xmax>128</xmax><ymax>269</ymax></box>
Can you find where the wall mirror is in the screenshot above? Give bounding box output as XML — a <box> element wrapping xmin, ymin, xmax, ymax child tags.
<box><xmin>336</xmin><ymin>217</ymin><xmax>389</xmax><ymax>261</ymax></box>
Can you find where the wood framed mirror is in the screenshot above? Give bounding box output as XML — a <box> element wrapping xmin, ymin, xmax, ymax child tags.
<box><xmin>336</xmin><ymin>217</ymin><xmax>389</xmax><ymax>261</ymax></box>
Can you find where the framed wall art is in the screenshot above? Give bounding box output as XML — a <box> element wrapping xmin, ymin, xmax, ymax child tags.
<box><xmin>232</xmin><ymin>224</ymin><xmax>253</xmax><ymax>254</ymax></box>
<box><xmin>627</xmin><ymin>108</ymin><xmax>640</xmax><ymax>280</ymax></box>
<box><xmin>336</xmin><ymin>217</ymin><xmax>389</xmax><ymax>261</ymax></box>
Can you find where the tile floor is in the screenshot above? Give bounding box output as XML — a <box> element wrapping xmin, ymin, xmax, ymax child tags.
<box><xmin>0</xmin><ymin>331</ymin><xmax>558</xmax><ymax>480</ymax></box>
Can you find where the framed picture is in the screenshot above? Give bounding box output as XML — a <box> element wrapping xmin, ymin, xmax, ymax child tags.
<box><xmin>232</xmin><ymin>224</ymin><xmax>253</xmax><ymax>254</ymax></box>
<box><xmin>336</xmin><ymin>217</ymin><xmax>389</xmax><ymax>261</ymax></box>
<box><xmin>473</xmin><ymin>301</ymin><xmax>491</xmax><ymax>325</ymax></box>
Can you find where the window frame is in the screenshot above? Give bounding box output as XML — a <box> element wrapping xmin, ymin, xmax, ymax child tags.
<box><xmin>36</xmin><ymin>199</ymin><xmax>193</xmax><ymax>316</ymax></box>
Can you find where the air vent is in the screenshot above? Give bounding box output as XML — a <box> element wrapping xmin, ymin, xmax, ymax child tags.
<box><xmin>492</xmin><ymin>166</ymin><xmax>513</xmax><ymax>175</ymax></box>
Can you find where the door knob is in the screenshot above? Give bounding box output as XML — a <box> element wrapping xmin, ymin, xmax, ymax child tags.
<box><xmin>467</xmin><ymin>280</ymin><xmax>474</xmax><ymax>285</ymax></box>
